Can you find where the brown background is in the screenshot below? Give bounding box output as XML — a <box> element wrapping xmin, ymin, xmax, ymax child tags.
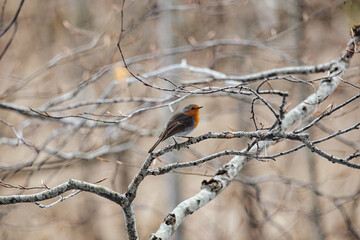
<box><xmin>0</xmin><ymin>0</ymin><xmax>359</xmax><ymax>239</ymax></box>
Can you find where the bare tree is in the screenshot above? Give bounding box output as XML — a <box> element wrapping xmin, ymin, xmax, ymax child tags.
<box><xmin>0</xmin><ymin>1</ymin><xmax>359</xmax><ymax>240</ymax></box>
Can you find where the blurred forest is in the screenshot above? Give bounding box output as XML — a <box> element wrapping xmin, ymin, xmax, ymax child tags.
<box><xmin>0</xmin><ymin>0</ymin><xmax>360</xmax><ymax>239</ymax></box>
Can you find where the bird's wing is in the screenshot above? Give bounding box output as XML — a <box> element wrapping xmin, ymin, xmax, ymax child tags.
<box><xmin>159</xmin><ymin>113</ymin><xmax>193</xmax><ymax>141</ymax></box>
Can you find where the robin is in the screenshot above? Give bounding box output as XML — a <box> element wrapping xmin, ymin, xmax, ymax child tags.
<box><xmin>148</xmin><ymin>104</ymin><xmax>203</xmax><ymax>153</ymax></box>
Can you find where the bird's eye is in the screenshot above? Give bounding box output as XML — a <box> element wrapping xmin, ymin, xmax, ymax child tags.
<box><xmin>191</xmin><ymin>107</ymin><xmax>195</xmax><ymax>110</ymax></box>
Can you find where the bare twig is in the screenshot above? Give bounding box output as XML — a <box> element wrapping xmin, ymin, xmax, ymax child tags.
<box><xmin>0</xmin><ymin>0</ymin><xmax>24</xmax><ymax>38</ymax></box>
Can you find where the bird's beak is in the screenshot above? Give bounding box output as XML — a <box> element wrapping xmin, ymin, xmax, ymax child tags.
<box><xmin>198</xmin><ymin>106</ymin><xmax>203</xmax><ymax>109</ymax></box>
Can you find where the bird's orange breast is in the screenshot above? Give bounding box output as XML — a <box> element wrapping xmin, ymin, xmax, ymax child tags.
<box><xmin>186</xmin><ymin>109</ymin><xmax>200</xmax><ymax>128</ymax></box>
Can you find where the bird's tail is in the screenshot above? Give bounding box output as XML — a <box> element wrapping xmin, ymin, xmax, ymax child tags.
<box><xmin>148</xmin><ymin>138</ymin><xmax>162</xmax><ymax>153</ymax></box>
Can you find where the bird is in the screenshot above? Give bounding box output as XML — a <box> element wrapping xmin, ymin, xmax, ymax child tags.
<box><xmin>148</xmin><ymin>104</ymin><xmax>203</xmax><ymax>153</ymax></box>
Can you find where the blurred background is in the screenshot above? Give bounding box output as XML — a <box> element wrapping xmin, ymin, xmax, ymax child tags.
<box><xmin>0</xmin><ymin>0</ymin><xmax>360</xmax><ymax>239</ymax></box>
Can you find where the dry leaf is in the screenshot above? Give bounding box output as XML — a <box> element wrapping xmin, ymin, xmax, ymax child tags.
<box><xmin>94</xmin><ymin>177</ymin><xmax>107</xmax><ymax>184</ymax></box>
<box><xmin>226</xmin><ymin>124</ymin><xmax>236</xmax><ymax>131</ymax></box>
<box><xmin>226</xmin><ymin>133</ymin><xmax>235</xmax><ymax>138</ymax></box>
<box><xmin>114</xmin><ymin>66</ymin><xmax>129</xmax><ymax>82</ymax></box>
<box><xmin>41</xmin><ymin>180</ymin><xmax>49</xmax><ymax>189</ymax></box>
<box><xmin>97</xmin><ymin>157</ymin><xmax>109</xmax><ymax>163</ymax></box>
<box><xmin>188</xmin><ymin>36</ymin><xmax>197</xmax><ymax>45</ymax></box>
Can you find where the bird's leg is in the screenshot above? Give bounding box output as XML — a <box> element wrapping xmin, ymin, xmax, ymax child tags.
<box><xmin>172</xmin><ymin>137</ymin><xmax>181</xmax><ymax>150</ymax></box>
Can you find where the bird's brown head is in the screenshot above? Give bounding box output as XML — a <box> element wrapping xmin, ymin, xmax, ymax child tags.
<box><xmin>183</xmin><ymin>104</ymin><xmax>203</xmax><ymax>128</ymax></box>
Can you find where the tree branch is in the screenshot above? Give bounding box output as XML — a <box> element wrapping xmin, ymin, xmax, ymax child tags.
<box><xmin>0</xmin><ymin>179</ymin><xmax>127</xmax><ymax>206</ymax></box>
<box><xmin>150</xmin><ymin>25</ymin><xmax>360</xmax><ymax>239</ymax></box>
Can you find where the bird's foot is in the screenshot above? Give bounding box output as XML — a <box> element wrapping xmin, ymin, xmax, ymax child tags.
<box><xmin>182</xmin><ymin>136</ymin><xmax>193</xmax><ymax>148</ymax></box>
<box><xmin>182</xmin><ymin>136</ymin><xmax>193</xmax><ymax>140</ymax></box>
